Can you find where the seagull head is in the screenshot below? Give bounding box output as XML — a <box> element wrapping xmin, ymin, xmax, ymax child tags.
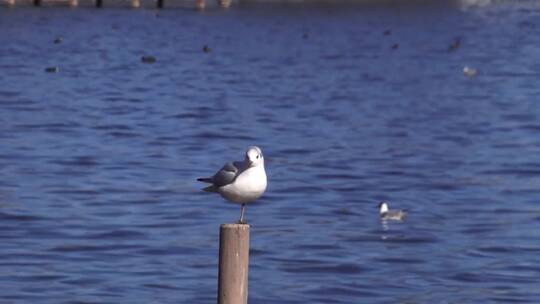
<box><xmin>379</xmin><ymin>201</ymin><xmax>389</xmax><ymax>214</ymax></box>
<box><xmin>245</xmin><ymin>146</ymin><xmax>264</xmax><ymax>167</ymax></box>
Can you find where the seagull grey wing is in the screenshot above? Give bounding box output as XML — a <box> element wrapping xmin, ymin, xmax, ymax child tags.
<box><xmin>211</xmin><ymin>162</ymin><xmax>241</xmax><ymax>187</ymax></box>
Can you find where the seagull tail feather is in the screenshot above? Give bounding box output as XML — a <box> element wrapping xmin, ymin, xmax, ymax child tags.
<box><xmin>197</xmin><ymin>177</ymin><xmax>213</xmax><ymax>183</ymax></box>
<box><xmin>202</xmin><ymin>185</ymin><xmax>218</xmax><ymax>193</ymax></box>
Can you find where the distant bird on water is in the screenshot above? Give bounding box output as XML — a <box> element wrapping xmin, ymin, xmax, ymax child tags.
<box><xmin>448</xmin><ymin>36</ymin><xmax>461</xmax><ymax>52</ymax></box>
<box><xmin>45</xmin><ymin>66</ymin><xmax>59</xmax><ymax>73</ymax></box>
<box><xmin>197</xmin><ymin>146</ymin><xmax>267</xmax><ymax>224</ymax></box>
<box><xmin>463</xmin><ymin>66</ymin><xmax>477</xmax><ymax>77</ymax></box>
<box><xmin>379</xmin><ymin>202</ymin><xmax>406</xmax><ymax>221</ymax></box>
<box><xmin>141</xmin><ymin>55</ymin><xmax>156</xmax><ymax>63</ymax></box>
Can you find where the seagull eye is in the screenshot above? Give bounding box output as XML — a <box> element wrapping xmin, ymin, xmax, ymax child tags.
<box><xmin>256</xmin><ymin>155</ymin><xmax>259</xmax><ymax>159</ymax></box>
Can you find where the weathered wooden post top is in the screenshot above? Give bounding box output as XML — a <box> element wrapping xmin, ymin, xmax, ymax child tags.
<box><xmin>218</xmin><ymin>223</ymin><xmax>250</xmax><ymax>304</ymax></box>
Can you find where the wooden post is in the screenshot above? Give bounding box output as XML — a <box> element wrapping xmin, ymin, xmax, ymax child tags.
<box><xmin>6</xmin><ymin>0</ymin><xmax>15</xmax><ymax>6</ymax></box>
<box><xmin>156</xmin><ymin>0</ymin><xmax>163</xmax><ymax>8</ymax></box>
<box><xmin>218</xmin><ymin>223</ymin><xmax>249</xmax><ymax>304</ymax></box>
<box><xmin>33</xmin><ymin>0</ymin><xmax>40</xmax><ymax>6</ymax></box>
<box><xmin>69</xmin><ymin>0</ymin><xmax>78</xmax><ymax>6</ymax></box>
<box><xmin>95</xmin><ymin>0</ymin><xmax>102</xmax><ymax>7</ymax></box>
<box><xmin>131</xmin><ymin>0</ymin><xmax>140</xmax><ymax>7</ymax></box>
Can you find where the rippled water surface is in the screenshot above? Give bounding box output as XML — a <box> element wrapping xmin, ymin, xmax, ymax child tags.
<box><xmin>1</xmin><ymin>1</ymin><xmax>540</xmax><ymax>303</ymax></box>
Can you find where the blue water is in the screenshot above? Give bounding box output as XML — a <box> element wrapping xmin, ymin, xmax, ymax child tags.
<box><xmin>1</xmin><ymin>1</ymin><xmax>540</xmax><ymax>303</ymax></box>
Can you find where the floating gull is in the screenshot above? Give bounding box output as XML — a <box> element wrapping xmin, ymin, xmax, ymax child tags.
<box><xmin>379</xmin><ymin>202</ymin><xmax>406</xmax><ymax>221</ymax></box>
<box><xmin>463</xmin><ymin>66</ymin><xmax>478</xmax><ymax>77</ymax></box>
<box><xmin>197</xmin><ymin>146</ymin><xmax>267</xmax><ymax>224</ymax></box>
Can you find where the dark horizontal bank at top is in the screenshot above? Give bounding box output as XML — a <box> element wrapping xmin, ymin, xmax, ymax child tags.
<box><xmin>2</xmin><ymin>0</ymin><xmax>231</xmax><ymax>9</ymax></box>
<box><xmin>0</xmin><ymin>0</ymin><xmax>489</xmax><ymax>9</ymax></box>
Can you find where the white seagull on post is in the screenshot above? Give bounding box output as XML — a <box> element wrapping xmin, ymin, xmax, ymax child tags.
<box><xmin>197</xmin><ymin>146</ymin><xmax>267</xmax><ymax>224</ymax></box>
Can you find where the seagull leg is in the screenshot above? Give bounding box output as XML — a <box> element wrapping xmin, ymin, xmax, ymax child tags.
<box><xmin>238</xmin><ymin>203</ymin><xmax>246</xmax><ymax>224</ymax></box>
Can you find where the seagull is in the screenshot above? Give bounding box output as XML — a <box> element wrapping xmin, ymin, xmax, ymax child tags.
<box><xmin>463</xmin><ymin>66</ymin><xmax>477</xmax><ymax>77</ymax></box>
<box><xmin>197</xmin><ymin>146</ymin><xmax>267</xmax><ymax>224</ymax></box>
<box><xmin>379</xmin><ymin>202</ymin><xmax>406</xmax><ymax>221</ymax></box>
